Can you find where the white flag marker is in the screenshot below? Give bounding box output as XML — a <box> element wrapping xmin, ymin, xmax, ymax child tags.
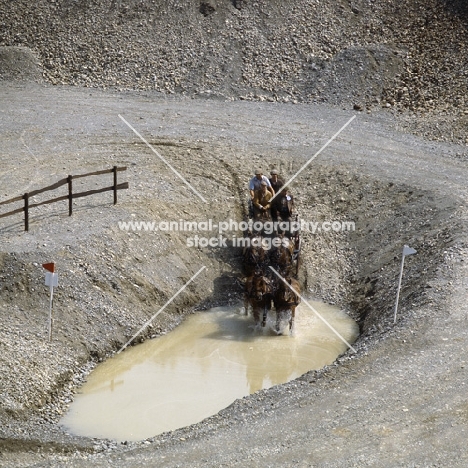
<box><xmin>43</xmin><ymin>263</ymin><xmax>58</xmax><ymax>342</ymax></box>
<box><xmin>403</xmin><ymin>245</ymin><xmax>417</xmax><ymax>256</ymax></box>
<box><xmin>393</xmin><ymin>245</ymin><xmax>417</xmax><ymax>324</ymax></box>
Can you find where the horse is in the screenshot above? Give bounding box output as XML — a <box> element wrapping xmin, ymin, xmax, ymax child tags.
<box><xmin>273</xmin><ymin>276</ymin><xmax>301</xmax><ymax>334</ymax></box>
<box><xmin>242</xmin><ymin>233</ymin><xmax>269</xmax><ymax>277</ymax></box>
<box><xmin>269</xmin><ymin>235</ymin><xmax>295</xmax><ymax>276</ymax></box>
<box><xmin>244</xmin><ymin>272</ymin><xmax>275</xmax><ymax>329</ymax></box>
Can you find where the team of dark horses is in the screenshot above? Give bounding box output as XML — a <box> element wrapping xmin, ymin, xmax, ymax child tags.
<box><xmin>242</xmin><ymin>230</ymin><xmax>301</xmax><ymax>334</ymax></box>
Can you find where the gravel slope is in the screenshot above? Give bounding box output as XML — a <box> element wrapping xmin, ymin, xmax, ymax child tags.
<box><xmin>0</xmin><ymin>0</ymin><xmax>467</xmax><ymax>143</ymax></box>
<box><xmin>0</xmin><ymin>83</ymin><xmax>467</xmax><ymax>467</ymax></box>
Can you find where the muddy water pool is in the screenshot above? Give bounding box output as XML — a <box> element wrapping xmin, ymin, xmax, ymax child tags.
<box><xmin>61</xmin><ymin>301</ymin><xmax>358</xmax><ymax>441</ymax></box>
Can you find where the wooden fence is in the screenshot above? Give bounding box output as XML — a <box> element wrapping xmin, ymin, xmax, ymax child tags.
<box><xmin>0</xmin><ymin>166</ymin><xmax>129</xmax><ymax>231</ymax></box>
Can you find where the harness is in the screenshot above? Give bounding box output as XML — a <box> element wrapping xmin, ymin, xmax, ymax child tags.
<box><xmin>247</xmin><ymin>275</ymin><xmax>273</xmax><ymax>299</ymax></box>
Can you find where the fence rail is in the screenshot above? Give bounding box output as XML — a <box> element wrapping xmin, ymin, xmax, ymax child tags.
<box><xmin>0</xmin><ymin>166</ymin><xmax>129</xmax><ymax>231</ymax></box>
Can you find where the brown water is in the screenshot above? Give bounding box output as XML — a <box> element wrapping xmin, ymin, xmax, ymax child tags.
<box><xmin>61</xmin><ymin>301</ymin><xmax>358</xmax><ymax>442</ymax></box>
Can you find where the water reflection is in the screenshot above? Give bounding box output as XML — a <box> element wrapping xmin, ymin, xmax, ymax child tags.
<box><xmin>61</xmin><ymin>301</ymin><xmax>358</xmax><ymax>441</ymax></box>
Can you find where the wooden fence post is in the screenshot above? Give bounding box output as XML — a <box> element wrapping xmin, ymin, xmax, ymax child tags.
<box><xmin>113</xmin><ymin>166</ymin><xmax>118</xmax><ymax>205</ymax></box>
<box><xmin>1</xmin><ymin>166</ymin><xmax>127</xmax><ymax>231</ymax></box>
<box><xmin>23</xmin><ymin>193</ymin><xmax>29</xmax><ymax>231</ymax></box>
<box><xmin>67</xmin><ymin>175</ymin><xmax>73</xmax><ymax>216</ymax></box>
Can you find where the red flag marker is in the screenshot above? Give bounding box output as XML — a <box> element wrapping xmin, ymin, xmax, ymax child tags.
<box><xmin>42</xmin><ymin>262</ymin><xmax>55</xmax><ymax>273</ymax></box>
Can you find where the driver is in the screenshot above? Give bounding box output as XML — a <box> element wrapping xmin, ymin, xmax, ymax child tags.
<box><xmin>252</xmin><ymin>180</ymin><xmax>273</xmax><ymax>221</ymax></box>
<box><xmin>249</xmin><ymin>168</ymin><xmax>274</xmax><ymax>199</ymax></box>
<box><xmin>248</xmin><ymin>169</ymin><xmax>274</xmax><ymax>219</ymax></box>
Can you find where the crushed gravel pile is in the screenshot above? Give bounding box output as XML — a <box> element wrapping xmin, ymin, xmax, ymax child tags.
<box><xmin>0</xmin><ymin>0</ymin><xmax>467</xmax><ymax>143</ymax></box>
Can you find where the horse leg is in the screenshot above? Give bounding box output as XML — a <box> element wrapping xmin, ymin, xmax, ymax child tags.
<box><xmin>252</xmin><ymin>306</ymin><xmax>261</xmax><ymax>330</ymax></box>
<box><xmin>242</xmin><ymin>295</ymin><xmax>250</xmax><ymax>315</ymax></box>
<box><xmin>275</xmin><ymin>308</ymin><xmax>282</xmax><ymax>334</ymax></box>
<box><xmin>262</xmin><ymin>304</ymin><xmax>267</xmax><ymax>328</ymax></box>
<box><xmin>289</xmin><ymin>306</ymin><xmax>296</xmax><ymax>335</ymax></box>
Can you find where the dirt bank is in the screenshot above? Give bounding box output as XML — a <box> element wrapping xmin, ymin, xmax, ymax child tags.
<box><xmin>1</xmin><ymin>83</ymin><xmax>467</xmax><ymax>466</ymax></box>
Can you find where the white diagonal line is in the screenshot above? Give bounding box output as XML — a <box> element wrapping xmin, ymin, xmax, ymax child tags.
<box><xmin>269</xmin><ymin>267</ymin><xmax>357</xmax><ymax>353</ymax></box>
<box><xmin>118</xmin><ymin>114</ymin><xmax>208</xmax><ymax>203</ymax></box>
<box><xmin>19</xmin><ymin>131</ymin><xmax>40</xmax><ymax>192</ymax></box>
<box><xmin>117</xmin><ymin>266</ymin><xmax>207</xmax><ymax>354</ymax></box>
<box><xmin>270</xmin><ymin>115</ymin><xmax>356</xmax><ymax>203</ymax></box>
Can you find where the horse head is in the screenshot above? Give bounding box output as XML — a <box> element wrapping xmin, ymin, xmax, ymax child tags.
<box><xmin>251</xmin><ymin>273</ymin><xmax>273</xmax><ymax>300</ymax></box>
<box><xmin>243</xmin><ymin>235</ymin><xmax>268</xmax><ymax>276</ymax></box>
<box><xmin>276</xmin><ymin>277</ymin><xmax>301</xmax><ymax>305</ymax></box>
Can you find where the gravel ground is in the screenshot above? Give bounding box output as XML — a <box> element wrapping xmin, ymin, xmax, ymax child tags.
<box><xmin>1</xmin><ymin>0</ymin><xmax>468</xmax><ymax>466</ymax></box>
<box><xmin>0</xmin><ymin>83</ymin><xmax>467</xmax><ymax>467</ymax></box>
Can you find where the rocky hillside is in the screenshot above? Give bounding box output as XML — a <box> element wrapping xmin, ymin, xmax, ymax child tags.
<box><xmin>1</xmin><ymin>0</ymin><xmax>467</xmax><ymax>131</ymax></box>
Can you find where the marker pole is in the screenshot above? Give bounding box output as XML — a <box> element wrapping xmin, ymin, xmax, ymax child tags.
<box><xmin>43</xmin><ymin>263</ymin><xmax>57</xmax><ymax>342</ymax></box>
<box><xmin>393</xmin><ymin>245</ymin><xmax>417</xmax><ymax>324</ymax></box>
<box><xmin>393</xmin><ymin>252</ymin><xmax>406</xmax><ymax>324</ymax></box>
<box><xmin>48</xmin><ymin>284</ymin><xmax>54</xmax><ymax>342</ymax></box>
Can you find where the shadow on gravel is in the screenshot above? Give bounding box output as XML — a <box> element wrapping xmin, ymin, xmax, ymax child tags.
<box><xmin>0</xmin><ymin>437</ymin><xmax>92</xmax><ymax>456</ymax></box>
<box><xmin>442</xmin><ymin>0</ymin><xmax>468</xmax><ymax>20</ymax></box>
<box><xmin>0</xmin><ymin>201</ymin><xmax>114</xmax><ymax>234</ymax></box>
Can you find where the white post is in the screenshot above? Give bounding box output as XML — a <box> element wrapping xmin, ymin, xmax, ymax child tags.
<box><xmin>393</xmin><ymin>245</ymin><xmax>417</xmax><ymax>324</ymax></box>
<box><xmin>48</xmin><ymin>284</ymin><xmax>54</xmax><ymax>342</ymax></box>
<box><xmin>43</xmin><ymin>264</ymin><xmax>58</xmax><ymax>342</ymax></box>
<box><xmin>393</xmin><ymin>252</ymin><xmax>406</xmax><ymax>324</ymax></box>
